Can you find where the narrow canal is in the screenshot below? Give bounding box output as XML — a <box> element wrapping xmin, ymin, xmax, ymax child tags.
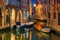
<box><xmin>0</xmin><ymin>28</ymin><xmax>60</xmax><ymax>40</ymax></box>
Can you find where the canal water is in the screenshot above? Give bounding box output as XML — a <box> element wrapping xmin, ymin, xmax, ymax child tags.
<box><xmin>0</xmin><ymin>28</ymin><xmax>60</xmax><ymax>40</ymax></box>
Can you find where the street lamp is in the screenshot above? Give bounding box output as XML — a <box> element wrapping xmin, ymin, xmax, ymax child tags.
<box><xmin>33</xmin><ymin>4</ymin><xmax>36</xmax><ymax>7</ymax></box>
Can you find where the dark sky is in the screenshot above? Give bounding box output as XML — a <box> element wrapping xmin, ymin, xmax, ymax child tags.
<box><xmin>32</xmin><ymin>0</ymin><xmax>37</xmax><ymax>7</ymax></box>
<box><xmin>32</xmin><ymin>0</ymin><xmax>37</xmax><ymax>4</ymax></box>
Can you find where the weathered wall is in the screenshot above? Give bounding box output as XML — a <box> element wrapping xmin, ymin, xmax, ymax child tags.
<box><xmin>0</xmin><ymin>0</ymin><xmax>2</xmax><ymax>6</ymax></box>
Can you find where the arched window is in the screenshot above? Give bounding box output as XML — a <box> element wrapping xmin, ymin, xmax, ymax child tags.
<box><xmin>6</xmin><ymin>9</ymin><xmax>10</xmax><ymax>23</ymax></box>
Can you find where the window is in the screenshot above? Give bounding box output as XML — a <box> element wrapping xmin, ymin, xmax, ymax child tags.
<box><xmin>22</xmin><ymin>11</ymin><xmax>29</xmax><ymax>19</ymax></box>
<box><xmin>48</xmin><ymin>12</ymin><xmax>50</xmax><ymax>18</ymax></box>
<box><xmin>6</xmin><ymin>9</ymin><xmax>10</xmax><ymax>23</ymax></box>
<box><xmin>53</xmin><ymin>12</ymin><xmax>56</xmax><ymax>19</ymax></box>
<box><xmin>58</xmin><ymin>13</ymin><xmax>60</xmax><ymax>25</ymax></box>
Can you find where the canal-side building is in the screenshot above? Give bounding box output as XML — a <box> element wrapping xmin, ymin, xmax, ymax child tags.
<box><xmin>34</xmin><ymin>0</ymin><xmax>47</xmax><ymax>31</ymax></box>
<box><xmin>20</xmin><ymin>0</ymin><xmax>32</xmax><ymax>23</ymax></box>
<box><xmin>37</xmin><ymin>0</ymin><xmax>60</xmax><ymax>32</ymax></box>
<box><xmin>0</xmin><ymin>0</ymin><xmax>22</xmax><ymax>29</ymax></box>
<box><xmin>0</xmin><ymin>0</ymin><xmax>3</xmax><ymax>29</ymax></box>
<box><xmin>46</xmin><ymin>0</ymin><xmax>60</xmax><ymax>31</ymax></box>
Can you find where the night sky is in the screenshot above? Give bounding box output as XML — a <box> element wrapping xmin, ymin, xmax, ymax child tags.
<box><xmin>32</xmin><ymin>0</ymin><xmax>37</xmax><ymax>7</ymax></box>
<box><xmin>32</xmin><ymin>0</ymin><xmax>37</xmax><ymax>4</ymax></box>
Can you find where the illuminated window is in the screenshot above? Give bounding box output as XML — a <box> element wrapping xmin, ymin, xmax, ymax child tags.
<box><xmin>22</xmin><ymin>11</ymin><xmax>29</xmax><ymax>19</ymax></box>
<box><xmin>6</xmin><ymin>9</ymin><xmax>10</xmax><ymax>23</ymax></box>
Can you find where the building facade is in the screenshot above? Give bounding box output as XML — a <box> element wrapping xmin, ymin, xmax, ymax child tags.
<box><xmin>0</xmin><ymin>0</ymin><xmax>3</xmax><ymax>29</ymax></box>
<box><xmin>36</xmin><ymin>0</ymin><xmax>60</xmax><ymax>31</ymax></box>
<box><xmin>0</xmin><ymin>0</ymin><xmax>22</xmax><ymax>29</ymax></box>
<box><xmin>34</xmin><ymin>0</ymin><xmax>47</xmax><ymax>31</ymax></box>
<box><xmin>20</xmin><ymin>0</ymin><xmax>32</xmax><ymax>23</ymax></box>
<box><xmin>46</xmin><ymin>0</ymin><xmax>60</xmax><ymax>31</ymax></box>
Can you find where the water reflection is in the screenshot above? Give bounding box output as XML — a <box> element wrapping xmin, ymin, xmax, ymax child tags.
<box><xmin>0</xmin><ymin>29</ymin><xmax>60</xmax><ymax>40</ymax></box>
<box><xmin>11</xmin><ymin>33</ymin><xmax>15</xmax><ymax>40</ymax></box>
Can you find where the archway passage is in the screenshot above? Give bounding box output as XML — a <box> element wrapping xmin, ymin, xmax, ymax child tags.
<box><xmin>5</xmin><ymin>8</ymin><xmax>10</xmax><ymax>27</ymax></box>
<box><xmin>16</xmin><ymin>10</ymin><xmax>22</xmax><ymax>25</ymax></box>
<box><xmin>0</xmin><ymin>8</ymin><xmax>2</xmax><ymax>27</ymax></box>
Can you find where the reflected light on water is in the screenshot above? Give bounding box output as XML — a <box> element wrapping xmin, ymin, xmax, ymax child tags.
<box><xmin>0</xmin><ymin>29</ymin><xmax>60</xmax><ymax>40</ymax></box>
<box><xmin>11</xmin><ymin>33</ymin><xmax>15</xmax><ymax>40</ymax></box>
<box><xmin>2</xmin><ymin>34</ymin><xmax>5</xmax><ymax>40</ymax></box>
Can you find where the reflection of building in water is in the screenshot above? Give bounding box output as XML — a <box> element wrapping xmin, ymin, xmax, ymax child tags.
<box><xmin>11</xmin><ymin>33</ymin><xmax>15</xmax><ymax>40</ymax></box>
<box><xmin>0</xmin><ymin>30</ymin><xmax>59</xmax><ymax>40</ymax></box>
<box><xmin>1</xmin><ymin>33</ymin><xmax>11</xmax><ymax>40</ymax></box>
<box><xmin>1</xmin><ymin>34</ymin><xmax>5</xmax><ymax>40</ymax></box>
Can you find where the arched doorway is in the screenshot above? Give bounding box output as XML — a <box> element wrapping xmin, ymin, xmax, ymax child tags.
<box><xmin>0</xmin><ymin>8</ymin><xmax>2</xmax><ymax>27</ymax></box>
<box><xmin>16</xmin><ymin>10</ymin><xmax>22</xmax><ymax>24</ymax></box>
<box><xmin>5</xmin><ymin>8</ymin><xmax>10</xmax><ymax>27</ymax></box>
